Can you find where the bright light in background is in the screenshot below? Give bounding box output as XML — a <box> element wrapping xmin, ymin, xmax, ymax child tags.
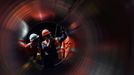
<box><xmin>21</xmin><ymin>20</ymin><xmax>29</xmax><ymax>39</ymax></box>
<box><xmin>19</xmin><ymin>20</ymin><xmax>29</xmax><ymax>39</ymax></box>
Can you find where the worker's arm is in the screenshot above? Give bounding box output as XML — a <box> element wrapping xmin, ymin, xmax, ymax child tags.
<box><xmin>41</xmin><ymin>41</ymin><xmax>47</xmax><ymax>49</ymax></box>
<box><xmin>19</xmin><ymin>41</ymin><xmax>31</xmax><ymax>48</ymax></box>
<box><xmin>55</xmin><ymin>30</ymin><xmax>67</xmax><ymax>43</ymax></box>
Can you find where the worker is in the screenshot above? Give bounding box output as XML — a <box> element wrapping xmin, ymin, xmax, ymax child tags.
<box><xmin>41</xmin><ymin>29</ymin><xmax>66</xmax><ymax>67</ymax></box>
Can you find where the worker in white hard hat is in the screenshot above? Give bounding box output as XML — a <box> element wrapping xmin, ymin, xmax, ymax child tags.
<box><xmin>19</xmin><ymin>33</ymin><xmax>44</xmax><ymax>70</ymax></box>
<box><xmin>19</xmin><ymin>33</ymin><xmax>40</xmax><ymax>61</ymax></box>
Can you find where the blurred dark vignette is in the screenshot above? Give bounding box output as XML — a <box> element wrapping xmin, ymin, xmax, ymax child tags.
<box><xmin>0</xmin><ymin>0</ymin><xmax>131</xmax><ymax>75</ymax></box>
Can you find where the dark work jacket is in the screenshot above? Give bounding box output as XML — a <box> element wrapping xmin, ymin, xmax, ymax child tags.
<box><xmin>41</xmin><ymin>38</ymin><xmax>59</xmax><ymax>67</ymax></box>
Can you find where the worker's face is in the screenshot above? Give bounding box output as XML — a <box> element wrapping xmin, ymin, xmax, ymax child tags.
<box><xmin>43</xmin><ymin>34</ymin><xmax>51</xmax><ymax>39</ymax></box>
<box><xmin>30</xmin><ymin>39</ymin><xmax>38</xmax><ymax>45</ymax></box>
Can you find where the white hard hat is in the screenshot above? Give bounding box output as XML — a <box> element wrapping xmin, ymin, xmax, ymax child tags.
<box><xmin>29</xmin><ymin>33</ymin><xmax>39</xmax><ymax>41</ymax></box>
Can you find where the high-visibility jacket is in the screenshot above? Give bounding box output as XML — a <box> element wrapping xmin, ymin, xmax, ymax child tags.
<box><xmin>59</xmin><ymin>36</ymin><xmax>76</xmax><ymax>59</ymax></box>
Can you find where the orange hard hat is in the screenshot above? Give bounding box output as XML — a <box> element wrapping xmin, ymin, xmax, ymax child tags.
<box><xmin>42</xmin><ymin>29</ymin><xmax>50</xmax><ymax>37</ymax></box>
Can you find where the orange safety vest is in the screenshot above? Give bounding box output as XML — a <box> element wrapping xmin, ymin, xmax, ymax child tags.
<box><xmin>60</xmin><ymin>36</ymin><xmax>76</xmax><ymax>59</ymax></box>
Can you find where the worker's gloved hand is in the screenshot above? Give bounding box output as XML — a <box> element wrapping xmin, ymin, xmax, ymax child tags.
<box><xmin>36</xmin><ymin>52</ymin><xmax>41</xmax><ymax>61</ymax></box>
